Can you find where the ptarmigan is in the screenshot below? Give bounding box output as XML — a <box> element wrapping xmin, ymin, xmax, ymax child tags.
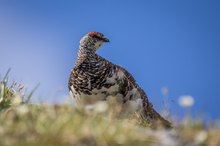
<box><xmin>69</xmin><ymin>32</ymin><xmax>171</xmax><ymax>128</ymax></box>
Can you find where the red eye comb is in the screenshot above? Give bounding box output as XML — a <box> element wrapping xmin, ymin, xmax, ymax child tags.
<box><xmin>88</xmin><ymin>32</ymin><xmax>101</xmax><ymax>37</ymax></box>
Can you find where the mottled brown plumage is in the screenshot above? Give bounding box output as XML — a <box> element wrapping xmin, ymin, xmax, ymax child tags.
<box><xmin>69</xmin><ymin>32</ymin><xmax>171</xmax><ymax>128</ymax></box>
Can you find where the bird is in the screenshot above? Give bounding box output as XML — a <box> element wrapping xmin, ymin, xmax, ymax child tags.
<box><xmin>68</xmin><ymin>32</ymin><xmax>171</xmax><ymax>128</ymax></box>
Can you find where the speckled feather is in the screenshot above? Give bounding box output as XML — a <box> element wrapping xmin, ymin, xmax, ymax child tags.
<box><xmin>69</xmin><ymin>32</ymin><xmax>171</xmax><ymax>128</ymax></box>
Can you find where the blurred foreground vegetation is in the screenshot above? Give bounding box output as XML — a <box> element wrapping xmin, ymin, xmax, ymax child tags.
<box><xmin>0</xmin><ymin>73</ymin><xmax>220</xmax><ymax>146</ymax></box>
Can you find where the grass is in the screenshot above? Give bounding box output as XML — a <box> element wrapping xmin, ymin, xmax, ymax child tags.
<box><xmin>0</xmin><ymin>72</ymin><xmax>220</xmax><ymax>146</ymax></box>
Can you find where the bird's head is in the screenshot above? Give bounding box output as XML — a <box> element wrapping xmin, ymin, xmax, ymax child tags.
<box><xmin>79</xmin><ymin>32</ymin><xmax>109</xmax><ymax>51</ymax></box>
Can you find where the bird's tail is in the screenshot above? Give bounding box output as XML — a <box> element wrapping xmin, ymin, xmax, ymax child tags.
<box><xmin>140</xmin><ymin>104</ymin><xmax>172</xmax><ymax>129</ymax></box>
<box><xmin>151</xmin><ymin>108</ymin><xmax>172</xmax><ymax>129</ymax></box>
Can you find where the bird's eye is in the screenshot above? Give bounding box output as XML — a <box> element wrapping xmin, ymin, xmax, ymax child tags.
<box><xmin>93</xmin><ymin>35</ymin><xmax>101</xmax><ymax>40</ymax></box>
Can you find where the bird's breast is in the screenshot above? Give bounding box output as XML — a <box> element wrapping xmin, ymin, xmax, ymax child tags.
<box><xmin>80</xmin><ymin>72</ymin><xmax>120</xmax><ymax>100</ymax></box>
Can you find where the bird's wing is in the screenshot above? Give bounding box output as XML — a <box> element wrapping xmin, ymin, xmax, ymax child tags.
<box><xmin>115</xmin><ymin>65</ymin><xmax>172</xmax><ymax>128</ymax></box>
<box><xmin>115</xmin><ymin>64</ymin><xmax>150</xmax><ymax>102</ymax></box>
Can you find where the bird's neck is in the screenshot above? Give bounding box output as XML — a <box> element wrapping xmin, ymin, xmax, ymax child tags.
<box><xmin>76</xmin><ymin>45</ymin><xmax>97</xmax><ymax>62</ymax></box>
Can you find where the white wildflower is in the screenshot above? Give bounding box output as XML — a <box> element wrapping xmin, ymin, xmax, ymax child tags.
<box><xmin>12</xmin><ymin>95</ymin><xmax>23</xmax><ymax>105</ymax></box>
<box><xmin>194</xmin><ymin>130</ymin><xmax>208</xmax><ymax>144</ymax></box>
<box><xmin>85</xmin><ymin>101</ymin><xmax>108</xmax><ymax>113</ymax></box>
<box><xmin>93</xmin><ymin>101</ymin><xmax>108</xmax><ymax>113</ymax></box>
<box><xmin>17</xmin><ymin>105</ymin><xmax>29</xmax><ymax>115</ymax></box>
<box><xmin>85</xmin><ymin>104</ymin><xmax>94</xmax><ymax>112</ymax></box>
<box><xmin>161</xmin><ymin>86</ymin><xmax>169</xmax><ymax>96</ymax></box>
<box><xmin>178</xmin><ymin>95</ymin><xmax>194</xmax><ymax>107</ymax></box>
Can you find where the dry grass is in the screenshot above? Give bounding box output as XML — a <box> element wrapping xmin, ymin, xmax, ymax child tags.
<box><xmin>1</xmin><ymin>72</ymin><xmax>220</xmax><ymax>146</ymax></box>
<box><xmin>0</xmin><ymin>103</ymin><xmax>220</xmax><ymax>146</ymax></box>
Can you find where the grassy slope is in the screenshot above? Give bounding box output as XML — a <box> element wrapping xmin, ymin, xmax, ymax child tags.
<box><xmin>0</xmin><ymin>75</ymin><xmax>220</xmax><ymax>146</ymax></box>
<box><xmin>0</xmin><ymin>104</ymin><xmax>220</xmax><ymax>146</ymax></box>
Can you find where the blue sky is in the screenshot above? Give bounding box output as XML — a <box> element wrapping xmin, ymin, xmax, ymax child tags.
<box><xmin>0</xmin><ymin>0</ymin><xmax>220</xmax><ymax>119</ymax></box>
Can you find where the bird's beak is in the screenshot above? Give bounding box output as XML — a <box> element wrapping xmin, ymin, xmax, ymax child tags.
<box><xmin>102</xmin><ymin>37</ymin><xmax>110</xmax><ymax>42</ymax></box>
